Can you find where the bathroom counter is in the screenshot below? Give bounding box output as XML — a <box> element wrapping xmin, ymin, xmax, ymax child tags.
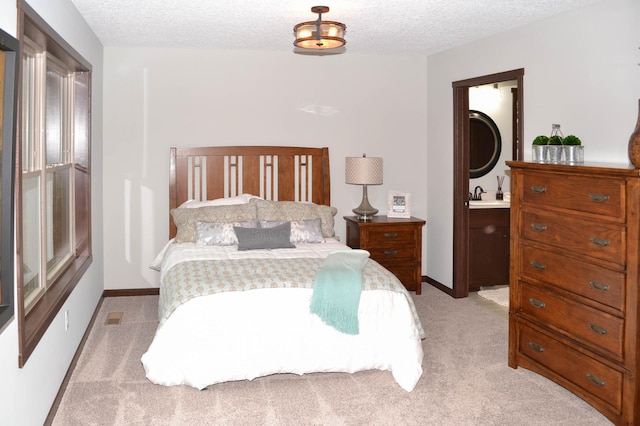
<box><xmin>469</xmin><ymin>200</ymin><xmax>510</xmax><ymax>209</ymax></box>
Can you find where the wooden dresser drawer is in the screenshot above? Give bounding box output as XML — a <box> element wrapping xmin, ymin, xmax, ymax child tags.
<box><xmin>519</xmin><ymin>244</ymin><xmax>625</xmax><ymax>312</ymax></box>
<box><xmin>521</xmin><ymin>171</ymin><xmax>625</xmax><ymax>219</ymax></box>
<box><xmin>518</xmin><ymin>322</ymin><xmax>624</xmax><ymax>412</ymax></box>
<box><xmin>519</xmin><ymin>282</ymin><xmax>624</xmax><ymax>360</ymax></box>
<box><xmin>365</xmin><ymin>226</ymin><xmax>417</xmax><ymax>245</ymax></box>
<box><xmin>521</xmin><ymin>210</ymin><xmax>625</xmax><ymax>265</ymax></box>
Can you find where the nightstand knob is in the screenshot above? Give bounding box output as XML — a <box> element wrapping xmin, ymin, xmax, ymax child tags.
<box><xmin>383</xmin><ymin>249</ymin><xmax>398</xmax><ymax>257</ymax></box>
<box><xmin>384</xmin><ymin>232</ymin><xmax>398</xmax><ymax>238</ymax></box>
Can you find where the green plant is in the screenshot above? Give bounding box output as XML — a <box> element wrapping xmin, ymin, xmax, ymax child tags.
<box><xmin>548</xmin><ymin>135</ymin><xmax>563</xmax><ymax>145</ymax></box>
<box><xmin>563</xmin><ymin>135</ymin><xmax>582</xmax><ymax>145</ymax></box>
<box><xmin>532</xmin><ymin>135</ymin><xmax>549</xmax><ymax>145</ymax></box>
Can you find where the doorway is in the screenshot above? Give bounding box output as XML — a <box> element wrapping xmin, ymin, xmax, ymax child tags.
<box><xmin>452</xmin><ymin>69</ymin><xmax>524</xmax><ymax>298</ymax></box>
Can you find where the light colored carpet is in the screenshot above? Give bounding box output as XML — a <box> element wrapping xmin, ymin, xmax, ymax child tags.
<box><xmin>50</xmin><ymin>285</ymin><xmax>612</xmax><ymax>425</ymax></box>
<box><xmin>477</xmin><ymin>286</ymin><xmax>509</xmax><ymax>308</ymax></box>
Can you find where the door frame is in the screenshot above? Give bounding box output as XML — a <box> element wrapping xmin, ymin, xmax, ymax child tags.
<box><xmin>452</xmin><ymin>68</ymin><xmax>524</xmax><ymax>298</ymax></box>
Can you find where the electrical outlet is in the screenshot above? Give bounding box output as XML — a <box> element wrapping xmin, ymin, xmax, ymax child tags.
<box><xmin>64</xmin><ymin>310</ymin><xmax>70</xmax><ymax>331</ymax></box>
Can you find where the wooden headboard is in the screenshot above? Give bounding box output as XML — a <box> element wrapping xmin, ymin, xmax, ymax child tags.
<box><xmin>169</xmin><ymin>146</ymin><xmax>331</xmax><ymax>238</ymax></box>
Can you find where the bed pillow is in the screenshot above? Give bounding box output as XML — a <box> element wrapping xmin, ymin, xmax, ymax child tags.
<box><xmin>259</xmin><ymin>218</ymin><xmax>324</xmax><ymax>243</ymax></box>
<box><xmin>195</xmin><ymin>220</ymin><xmax>259</xmax><ymax>246</ymax></box>
<box><xmin>234</xmin><ymin>222</ymin><xmax>295</xmax><ymax>251</ymax></box>
<box><xmin>171</xmin><ymin>203</ymin><xmax>257</xmax><ymax>243</ymax></box>
<box><xmin>252</xmin><ymin>199</ymin><xmax>337</xmax><ymax>238</ymax></box>
<box><xmin>179</xmin><ymin>194</ymin><xmax>261</xmax><ymax>208</ymax></box>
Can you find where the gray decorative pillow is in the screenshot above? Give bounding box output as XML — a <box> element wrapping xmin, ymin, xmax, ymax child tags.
<box><xmin>252</xmin><ymin>199</ymin><xmax>337</xmax><ymax>238</ymax></box>
<box><xmin>234</xmin><ymin>222</ymin><xmax>296</xmax><ymax>251</ymax></box>
<box><xmin>259</xmin><ymin>218</ymin><xmax>324</xmax><ymax>243</ymax></box>
<box><xmin>195</xmin><ymin>220</ymin><xmax>259</xmax><ymax>246</ymax></box>
<box><xmin>171</xmin><ymin>203</ymin><xmax>257</xmax><ymax>243</ymax></box>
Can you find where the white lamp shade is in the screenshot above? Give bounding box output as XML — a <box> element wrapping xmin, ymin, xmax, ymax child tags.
<box><xmin>345</xmin><ymin>157</ymin><xmax>383</xmax><ymax>185</ymax></box>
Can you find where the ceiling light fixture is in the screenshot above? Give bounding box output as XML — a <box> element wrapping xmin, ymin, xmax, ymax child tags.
<box><xmin>293</xmin><ymin>6</ymin><xmax>346</xmax><ymax>50</ymax></box>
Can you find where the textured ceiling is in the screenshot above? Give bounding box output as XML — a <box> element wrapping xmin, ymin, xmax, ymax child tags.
<box><xmin>70</xmin><ymin>0</ymin><xmax>600</xmax><ymax>55</ymax></box>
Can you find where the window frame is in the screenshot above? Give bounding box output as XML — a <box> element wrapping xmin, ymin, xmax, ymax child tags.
<box><xmin>16</xmin><ymin>1</ymin><xmax>92</xmax><ymax>366</ymax></box>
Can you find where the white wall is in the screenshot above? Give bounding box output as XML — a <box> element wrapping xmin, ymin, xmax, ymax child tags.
<box><xmin>0</xmin><ymin>0</ymin><xmax>104</xmax><ymax>424</ymax></box>
<box><xmin>427</xmin><ymin>0</ymin><xmax>640</xmax><ymax>288</ymax></box>
<box><xmin>103</xmin><ymin>48</ymin><xmax>428</xmax><ymax>289</ymax></box>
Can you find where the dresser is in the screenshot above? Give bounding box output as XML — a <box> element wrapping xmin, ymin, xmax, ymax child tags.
<box><xmin>507</xmin><ymin>161</ymin><xmax>640</xmax><ymax>425</ymax></box>
<box><xmin>344</xmin><ymin>216</ymin><xmax>425</xmax><ymax>294</ymax></box>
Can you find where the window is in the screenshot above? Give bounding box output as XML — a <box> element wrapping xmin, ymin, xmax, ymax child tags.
<box><xmin>17</xmin><ymin>2</ymin><xmax>92</xmax><ymax>366</ymax></box>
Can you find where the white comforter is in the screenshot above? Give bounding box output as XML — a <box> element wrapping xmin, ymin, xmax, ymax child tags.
<box><xmin>141</xmin><ymin>239</ymin><xmax>425</xmax><ymax>391</ymax></box>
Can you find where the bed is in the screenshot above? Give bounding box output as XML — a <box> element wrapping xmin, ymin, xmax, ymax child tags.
<box><xmin>141</xmin><ymin>146</ymin><xmax>425</xmax><ymax>392</ymax></box>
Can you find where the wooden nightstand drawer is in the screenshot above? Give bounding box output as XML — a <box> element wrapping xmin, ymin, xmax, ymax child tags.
<box><xmin>375</xmin><ymin>261</ymin><xmax>420</xmax><ymax>290</ymax></box>
<box><xmin>519</xmin><ymin>282</ymin><xmax>624</xmax><ymax>360</ymax></box>
<box><xmin>519</xmin><ymin>243</ymin><xmax>625</xmax><ymax>312</ymax></box>
<box><xmin>521</xmin><ymin>171</ymin><xmax>625</xmax><ymax>219</ymax></box>
<box><xmin>521</xmin><ymin>210</ymin><xmax>625</xmax><ymax>265</ymax></box>
<box><xmin>365</xmin><ymin>226</ymin><xmax>417</xmax><ymax>245</ymax></box>
<box><xmin>344</xmin><ymin>215</ymin><xmax>425</xmax><ymax>294</ymax></box>
<box><xmin>368</xmin><ymin>246</ymin><xmax>415</xmax><ymax>261</ymax></box>
<box><xmin>518</xmin><ymin>322</ymin><xmax>624</xmax><ymax>412</ymax></box>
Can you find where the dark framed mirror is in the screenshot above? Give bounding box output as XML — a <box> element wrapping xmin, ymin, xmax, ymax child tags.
<box><xmin>469</xmin><ymin>109</ymin><xmax>501</xmax><ymax>178</ymax></box>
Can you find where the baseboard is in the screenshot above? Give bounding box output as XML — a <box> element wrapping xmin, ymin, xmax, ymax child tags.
<box><xmin>424</xmin><ymin>275</ymin><xmax>455</xmax><ymax>297</ymax></box>
<box><xmin>103</xmin><ymin>288</ymin><xmax>159</xmax><ymax>297</ymax></box>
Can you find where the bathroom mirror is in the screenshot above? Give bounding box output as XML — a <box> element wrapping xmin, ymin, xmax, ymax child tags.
<box><xmin>469</xmin><ymin>110</ymin><xmax>501</xmax><ymax>178</ymax></box>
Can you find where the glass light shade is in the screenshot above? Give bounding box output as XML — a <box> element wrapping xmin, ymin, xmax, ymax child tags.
<box><xmin>293</xmin><ymin>21</ymin><xmax>346</xmax><ymax>49</ymax></box>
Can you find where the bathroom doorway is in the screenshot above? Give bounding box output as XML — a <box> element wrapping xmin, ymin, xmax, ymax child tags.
<box><xmin>452</xmin><ymin>69</ymin><xmax>524</xmax><ymax>298</ymax></box>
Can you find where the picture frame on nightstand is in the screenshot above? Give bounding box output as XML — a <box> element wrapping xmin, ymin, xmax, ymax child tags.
<box><xmin>387</xmin><ymin>191</ymin><xmax>411</xmax><ymax>218</ymax></box>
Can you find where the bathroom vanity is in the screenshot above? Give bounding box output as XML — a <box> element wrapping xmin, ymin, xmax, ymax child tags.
<box><xmin>468</xmin><ymin>201</ymin><xmax>510</xmax><ymax>291</ymax></box>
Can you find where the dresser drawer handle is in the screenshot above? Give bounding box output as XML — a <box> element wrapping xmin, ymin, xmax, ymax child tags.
<box><xmin>589</xmin><ymin>237</ymin><xmax>610</xmax><ymax>247</ymax></box>
<box><xmin>383</xmin><ymin>250</ymin><xmax>398</xmax><ymax>257</ymax></box>
<box><xmin>589</xmin><ymin>280</ymin><xmax>610</xmax><ymax>292</ymax></box>
<box><xmin>530</xmin><ymin>185</ymin><xmax>547</xmax><ymax>193</ymax></box>
<box><xmin>384</xmin><ymin>232</ymin><xmax>399</xmax><ymax>238</ymax></box>
<box><xmin>589</xmin><ymin>193</ymin><xmax>610</xmax><ymax>203</ymax></box>
<box><xmin>588</xmin><ymin>323</ymin><xmax>608</xmax><ymax>335</ymax></box>
<box><xmin>530</xmin><ymin>261</ymin><xmax>547</xmax><ymax>271</ymax></box>
<box><xmin>529</xmin><ymin>298</ymin><xmax>546</xmax><ymax>309</ymax></box>
<box><xmin>587</xmin><ymin>373</ymin><xmax>607</xmax><ymax>387</ymax></box>
<box><xmin>530</xmin><ymin>223</ymin><xmax>547</xmax><ymax>232</ymax></box>
<box><xmin>528</xmin><ymin>341</ymin><xmax>545</xmax><ymax>353</ymax></box>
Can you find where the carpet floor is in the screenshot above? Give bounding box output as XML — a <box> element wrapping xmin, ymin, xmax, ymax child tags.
<box><xmin>50</xmin><ymin>284</ymin><xmax>612</xmax><ymax>425</ymax></box>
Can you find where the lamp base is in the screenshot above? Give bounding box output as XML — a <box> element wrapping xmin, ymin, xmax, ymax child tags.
<box><xmin>352</xmin><ymin>185</ymin><xmax>378</xmax><ymax>221</ymax></box>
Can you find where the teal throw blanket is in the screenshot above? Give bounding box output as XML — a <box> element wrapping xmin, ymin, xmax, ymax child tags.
<box><xmin>310</xmin><ymin>249</ymin><xmax>370</xmax><ymax>335</ymax></box>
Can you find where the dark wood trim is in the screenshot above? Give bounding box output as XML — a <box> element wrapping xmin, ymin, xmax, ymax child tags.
<box><xmin>19</xmin><ymin>256</ymin><xmax>92</xmax><ymax>366</ymax></box>
<box><xmin>452</xmin><ymin>85</ymin><xmax>470</xmax><ymax>298</ymax></box>
<box><xmin>19</xmin><ymin>1</ymin><xmax>92</xmax><ymax>71</ymax></box>
<box><xmin>16</xmin><ymin>1</ymin><xmax>93</xmax><ymax>366</ymax></box>
<box><xmin>452</xmin><ymin>68</ymin><xmax>524</xmax><ymax>299</ymax></box>
<box><xmin>103</xmin><ymin>288</ymin><xmax>160</xmax><ymax>297</ymax></box>
<box><xmin>424</xmin><ymin>275</ymin><xmax>455</xmax><ymax>297</ymax></box>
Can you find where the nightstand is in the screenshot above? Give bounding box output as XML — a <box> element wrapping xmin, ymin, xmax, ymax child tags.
<box><xmin>344</xmin><ymin>215</ymin><xmax>426</xmax><ymax>294</ymax></box>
